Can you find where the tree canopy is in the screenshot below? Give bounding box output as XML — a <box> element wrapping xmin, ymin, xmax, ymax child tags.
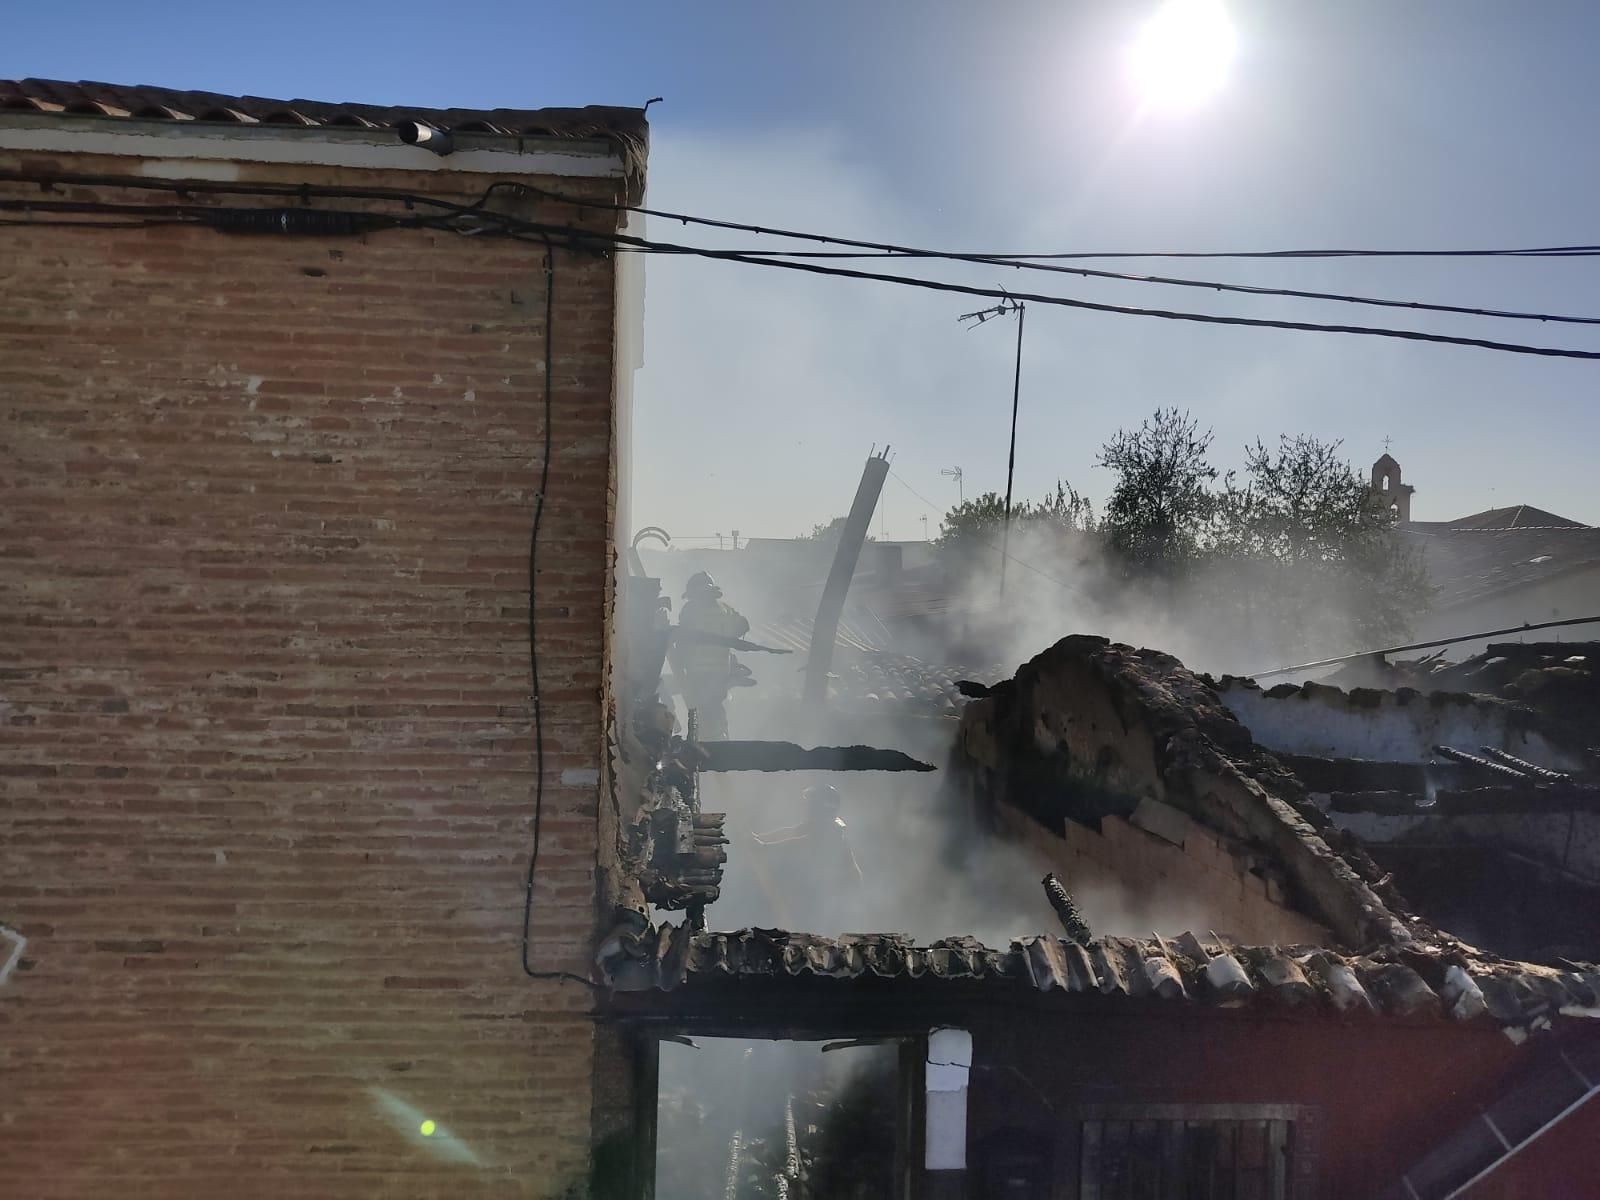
<box><xmin>932</xmin><ymin>410</ymin><xmax>1432</xmax><ymax>662</ymax></box>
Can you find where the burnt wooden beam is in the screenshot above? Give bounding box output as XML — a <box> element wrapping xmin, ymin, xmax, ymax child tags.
<box><xmin>1041</xmin><ymin>873</ymin><xmax>1093</xmax><ymax>945</ymax></box>
<box><xmin>697</xmin><ymin>740</ymin><xmax>936</xmax><ymax>774</ymax></box>
<box><xmin>1479</xmin><ymin>746</ymin><xmax>1569</xmax><ymax>781</ymax></box>
<box><xmin>804</xmin><ymin>451</ymin><xmax>890</xmax><ymax>705</ymax></box>
<box><xmin>1433</xmin><ymin>744</ymin><xmax>1535</xmax><ymax>783</ymax></box>
<box><xmin>1330</xmin><ymin>785</ymin><xmax>1600</xmax><ymax>815</ymax></box>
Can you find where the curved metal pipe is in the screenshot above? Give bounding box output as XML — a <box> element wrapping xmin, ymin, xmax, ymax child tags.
<box><xmin>396</xmin><ymin>120</ymin><xmax>455</xmax><ymax>156</ymax></box>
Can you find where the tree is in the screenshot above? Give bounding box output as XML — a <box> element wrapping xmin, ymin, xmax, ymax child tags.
<box><xmin>936</xmin><ymin>483</ymin><xmax>1093</xmax><ymax>555</ymax></box>
<box><xmin>802</xmin><ymin>515</ymin><xmax>874</xmax><ymax>543</ymax></box>
<box><xmin>1206</xmin><ymin>435</ymin><xmax>1431</xmax><ymax>656</ymax></box>
<box><xmin>1097</xmin><ymin>407</ymin><xmax>1216</xmax><ymax>576</ymax></box>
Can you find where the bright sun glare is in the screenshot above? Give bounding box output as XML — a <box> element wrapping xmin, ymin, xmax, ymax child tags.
<box><xmin>1128</xmin><ymin>0</ymin><xmax>1237</xmax><ymax>110</ymax></box>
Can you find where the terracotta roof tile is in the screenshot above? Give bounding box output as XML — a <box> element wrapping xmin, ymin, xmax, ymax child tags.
<box><xmin>0</xmin><ymin>77</ymin><xmax>647</xmax><ymax>149</ymax></box>
<box><xmin>602</xmin><ymin>924</ymin><xmax>1600</xmax><ymax>1036</ymax></box>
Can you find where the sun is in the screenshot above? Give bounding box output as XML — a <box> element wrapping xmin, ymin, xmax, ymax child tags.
<box><xmin>1127</xmin><ymin>0</ymin><xmax>1237</xmax><ymax>110</ymax></box>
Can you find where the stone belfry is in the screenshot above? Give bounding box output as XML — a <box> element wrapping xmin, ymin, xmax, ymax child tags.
<box><xmin>1371</xmin><ymin>452</ymin><xmax>1414</xmax><ymax>522</ymax></box>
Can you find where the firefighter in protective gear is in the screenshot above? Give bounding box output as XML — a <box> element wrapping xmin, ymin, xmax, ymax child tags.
<box><xmin>670</xmin><ymin>571</ymin><xmax>749</xmax><ymax>740</ymax></box>
<box><xmin>749</xmin><ymin>783</ymin><xmax>864</xmax><ymax>924</ymax></box>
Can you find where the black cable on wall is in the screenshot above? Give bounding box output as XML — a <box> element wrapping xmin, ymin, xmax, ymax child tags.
<box><xmin>518</xmin><ymin>239</ymin><xmax>595</xmax><ymax>986</ymax></box>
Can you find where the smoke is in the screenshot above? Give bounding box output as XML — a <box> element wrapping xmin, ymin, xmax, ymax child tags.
<box><xmin>656</xmin><ymin>1037</ymin><xmax>897</xmax><ymax>1200</ymax></box>
<box><xmin>938</xmin><ymin>517</ymin><xmax>1387</xmax><ymax>680</ymax></box>
<box><xmin>645</xmin><ymin>543</ymin><xmax>1226</xmax><ymax>944</ymax></box>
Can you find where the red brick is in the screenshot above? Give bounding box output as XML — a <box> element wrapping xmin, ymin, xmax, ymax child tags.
<box><xmin>0</xmin><ymin>148</ymin><xmax>626</xmax><ymax>1199</ymax></box>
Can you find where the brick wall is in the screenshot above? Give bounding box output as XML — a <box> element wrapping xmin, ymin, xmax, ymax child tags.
<box><xmin>0</xmin><ymin>151</ymin><xmax>625</xmax><ymax>1197</ymax></box>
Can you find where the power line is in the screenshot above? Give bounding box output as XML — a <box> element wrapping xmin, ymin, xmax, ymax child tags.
<box><xmin>8</xmin><ymin>171</ymin><xmax>1600</xmax><ymax>359</ymax></box>
<box><xmin>512</xmin><ymin>180</ymin><xmax>1600</xmax><ymax>261</ymax></box>
<box><xmin>553</xmin><ymin>222</ymin><xmax>1600</xmax><ymax>361</ymax></box>
<box><xmin>619</xmin><ymin>245</ymin><xmax>1600</xmax><ymax>329</ymax></box>
<box><xmin>513</xmin><ymin>181</ymin><xmax>1600</xmax><ymax>326</ymax></box>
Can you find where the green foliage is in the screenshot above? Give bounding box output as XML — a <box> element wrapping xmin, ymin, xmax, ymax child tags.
<box><xmin>936</xmin><ymin>482</ymin><xmax>1094</xmax><ymax>557</ymax></box>
<box><xmin>933</xmin><ymin>409</ymin><xmax>1431</xmax><ymax>660</ymax></box>
<box><xmin>802</xmin><ymin>515</ymin><xmax>874</xmax><ymax>543</ymax></box>
<box><xmin>1204</xmin><ymin>434</ymin><xmax>1431</xmax><ymax>655</ymax></box>
<box><xmin>1097</xmin><ymin>407</ymin><xmax>1217</xmax><ymax>576</ymax></box>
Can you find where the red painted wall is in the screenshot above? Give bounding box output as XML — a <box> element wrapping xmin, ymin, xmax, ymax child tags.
<box><xmin>1462</xmin><ymin>1096</ymin><xmax>1600</xmax><ymax>1200</ymax></box>
<box><xmin>967</xmin><ymin>1006</ymin><xmax>1600</xmax><ymax>1197</ymax></box>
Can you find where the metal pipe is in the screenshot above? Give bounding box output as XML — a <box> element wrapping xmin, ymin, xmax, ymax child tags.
<box><xmin>1441</xmin><ymin>1082</ymin><xmax>1600</xmax><ymax>1199</ymax></box>
<box><xmin>397</xmin><ymin>120</ymin><xmax>455</xmax><ymax>156</ymax></box>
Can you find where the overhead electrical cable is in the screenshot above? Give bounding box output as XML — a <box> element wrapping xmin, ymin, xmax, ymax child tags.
<box><xmin>531</xmin><ymin>221</ymin><xmax>1600</xmax><ymax>361</ymax></box>
<box><xmin>501</xmin><ymin>181</ymin><xmax>1600</xmax><ymax>326</ymax></box>
<box><xmin>9</xmin><ymin>169</ymin><xmax>1600</xmax><ymax>325</ymax></box>
<box><xmin>609</xmin><ymin>244</ymin><xmax>1600</xmax><ymax>328</ymax></box>
<box><xmin>6</xmin><ymin>171</ymin><xmax>1600</xmax><ymax>359</ymax></box>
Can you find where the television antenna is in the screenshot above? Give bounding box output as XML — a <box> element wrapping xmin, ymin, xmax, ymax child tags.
<box><xmin>940</xmin><ymin>466</ymin><xmax>964</xmax><ymax>505</ymax></box>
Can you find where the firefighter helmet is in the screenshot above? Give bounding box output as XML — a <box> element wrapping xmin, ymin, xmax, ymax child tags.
<box><xmin>683</xmin><ymin>571</ymin><xmax>720</xmax><ymax>599</ymax></box>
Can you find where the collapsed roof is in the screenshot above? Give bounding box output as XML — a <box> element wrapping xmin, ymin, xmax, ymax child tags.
<box><xmin>607</xmin><ymin>631</ymin><xmax>1600</xmax><ymax>1041</ymax></box>
<box><xmin>602</xmin><ymin>923</ymin><xmax>1600</xmax><ymax>1039</ymax></box>
<box><xmin>953</xmin><ymin>635</ymin><xmax>1411</xmax><ymax>950</ymax></box>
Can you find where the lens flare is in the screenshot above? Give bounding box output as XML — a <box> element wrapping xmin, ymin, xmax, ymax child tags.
<box><xmin>1128</xmin><ymin>0</ymin><xmax>1237</xmax><ymax>110</ymax></box>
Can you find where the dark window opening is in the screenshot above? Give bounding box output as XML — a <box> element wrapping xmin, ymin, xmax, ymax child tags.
<box><xmin>1080</xmin><ymin>1116</ymin><xmax>1294</xmax><ymax>1199</ymax></box>
<box><xmin>655</xmin><ymin>1037</ymin><xmax>903</xmax><ymax>1200</ymax></box>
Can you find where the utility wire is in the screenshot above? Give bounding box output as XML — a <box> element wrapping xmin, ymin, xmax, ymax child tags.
<box><xmin>509</xmin><ymin>180</ymin><xmax>1600</xmax><ymax>261</ymax></box>
<box><xmin>11</xmin><ymin>170</ymin><xmax>1600</xmax><ymax>326</ymax></box>
<box><xmin>886</xmin><ymin>469</ymin><xmax>1090</xmax><ymax>601</ymax></box>
<box><xmin>520</xmin><ymin>239</ymin><xmax>597</xmax><ymax>988</ymax></box>
<box><xmin>510</xmin><ymin>182</ymin><xmax>1600</xmax><ymax>326</ymax></box>
<box><xmin>540</xmin><ymin>221</ymin><xmax>1600</xmax><ymax>361</ymax></box>
<box><xmin>616</xmin><ymin>244</ymin><xmax>1600</xmax><ymax>328</ymax></box>
<box><xmin>8</xmin><ymin>173</ymin><xmax>1600</xmax><ymax>359</ymax></box>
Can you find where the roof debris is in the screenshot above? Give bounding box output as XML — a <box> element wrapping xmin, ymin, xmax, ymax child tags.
<box><xmin>600</xmin><ymin>924</ymin><xmax>1599</xmax><ymax>1037</ymax></box>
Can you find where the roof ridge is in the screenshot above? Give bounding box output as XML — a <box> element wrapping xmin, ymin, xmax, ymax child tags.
<box><xmin>0</xmin><ymin>76</ymin><xmax>648</xmax><ymax>156</ymax></box>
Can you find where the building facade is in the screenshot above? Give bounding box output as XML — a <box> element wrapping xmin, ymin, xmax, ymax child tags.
<box><xmin>0</xmin><ymin>80</ymin><xmax>644</xmax><ymax>1197</ymax></box>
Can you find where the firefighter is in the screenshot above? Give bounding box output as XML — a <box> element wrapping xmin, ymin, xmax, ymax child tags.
<box><xmin>670</xmin><ymin>571</ymin><xmax>749</xmax><ymax>741</ymax></box>
<box><xmin>750</xmin><ymin>783</ymin><xmax>864</xmax><ymax>919</ymax></box>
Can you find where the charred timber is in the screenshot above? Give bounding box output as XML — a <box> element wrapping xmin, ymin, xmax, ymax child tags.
<box><xmin>805</xmin><ymin>452</ymin><xmax>890</xmax><ymax>705</ymax></box>
<box><xmin>1484</xmin><ymin>641</ymin><xmax>1599</xmax><ymax>659</ymax></box>
<box><xmin>672</xmin><ymin>627</ymin><xmax>792</xmax><ymax>654</ymax></box>
<box><xmin>1479</xmin><ymin>746</ymin><xmax>1569</xmax><ymax>781</ymax></box>
<box><xmin>1330</xmin><ymin>784</ymin><xmax>1600</xmax><ymax>815</ymax></box>
<box><xmin>698</xmin><ymin>741</ymin><xmax>936</xmax><ymax>773</ymax></box>
<box><xmin>1433</xmin><ymin>744</ymin><xmax>1537</xmax><ymax>783</ymax></box>
<box><xmin>1041</xmin><ymin>873</ymin><xmax>1093</xmax><ymax>945</ymax></box>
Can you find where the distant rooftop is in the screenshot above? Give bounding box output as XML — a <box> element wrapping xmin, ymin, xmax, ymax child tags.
<box><xmin>1437</xmin><ymin>504</ymin><xmax>1589</xmax><ymax>531</ymax></box>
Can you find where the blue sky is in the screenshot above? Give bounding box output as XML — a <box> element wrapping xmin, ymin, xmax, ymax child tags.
<box><xmin>10</xmin><ymin>1</ymin><xmax>1600</xmax><ymax>540</ymax></box>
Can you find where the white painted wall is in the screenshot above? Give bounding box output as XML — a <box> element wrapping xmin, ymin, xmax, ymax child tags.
<box><xmin>1221</xmin><ymin>684</ymin><xmax>1583</xmax><ymax>770</ymax></box>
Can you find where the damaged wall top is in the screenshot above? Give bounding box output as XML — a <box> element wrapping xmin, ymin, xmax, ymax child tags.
<box><xmin>952</xmin><ymin>635</ymin><xmax>1415</xmax><ymax>950</ymax></box>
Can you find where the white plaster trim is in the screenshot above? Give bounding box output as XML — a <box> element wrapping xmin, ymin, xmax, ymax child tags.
<box><xmin>0</xmin><ymin>924</ymin><xmax>26</xmax><ymax>985</ymax></box>
<box><xmin>925</xmin><ymin>1027</ymin><xmax>971</xmax><ymax>1171</ymax></box>
<box><xmin>0</xmin><ymin>114</ymin><xmax>624</xmax><ymax>178</ymax></box>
